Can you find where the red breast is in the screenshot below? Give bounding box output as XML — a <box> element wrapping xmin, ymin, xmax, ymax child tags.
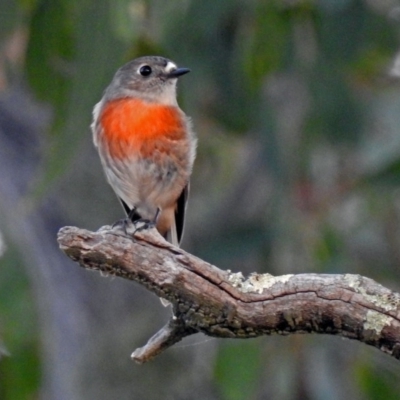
<box><xmin>99</xmin><ymin>97</ymin><xmax>187</xmax><ymax>160</ymax></box>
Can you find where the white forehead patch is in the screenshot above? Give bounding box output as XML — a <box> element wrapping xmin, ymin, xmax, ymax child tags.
<box><xmin>165</xmin><ymin>61</ymin><xmax>177</xmax><ymax>72</ymax></box>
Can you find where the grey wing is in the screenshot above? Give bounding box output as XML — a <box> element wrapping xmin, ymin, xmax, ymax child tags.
<box><xmin>175</xmin><ymin>183</ymin><xmax>189</xmax><ymax>244</ymax></box>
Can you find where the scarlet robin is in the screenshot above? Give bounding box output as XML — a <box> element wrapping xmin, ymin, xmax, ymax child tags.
<box><xmin>91</xmin><ymin>56</ymin><xmax>196</xmax><ymax>246</ymax></box>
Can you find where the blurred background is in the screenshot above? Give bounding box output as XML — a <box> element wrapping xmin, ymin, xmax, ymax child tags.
<box><xmin>1</xmin><ymin>0</ymin><xmax>400</xmax><ymax>399</ymax></box>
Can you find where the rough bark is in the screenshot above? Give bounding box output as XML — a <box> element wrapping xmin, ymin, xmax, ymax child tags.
<box><xmin>57</xmin><ymin>223</ymin><xmax>400</xmax><ymax>363</ymax></box>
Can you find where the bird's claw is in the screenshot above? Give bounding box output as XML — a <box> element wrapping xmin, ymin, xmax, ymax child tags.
<box><xmin>111</xmin><ymin>218</ymin><xmax>133</xmax><ymax>236</ymax></box>
<box><xmin>133</xmin><ymin>219</ymin><xmax>156</xmax><ymax>235</ymax></box>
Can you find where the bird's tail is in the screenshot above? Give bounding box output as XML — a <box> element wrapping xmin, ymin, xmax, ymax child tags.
<box><xmin>168</xmin><ymin>218</ymin><xmax>179</xmax><ymax>247</ymax></box>
<box><xmin>161</xmin><ymin>218</ymin><xmax>180</xmax><ymax>307</ymax></box>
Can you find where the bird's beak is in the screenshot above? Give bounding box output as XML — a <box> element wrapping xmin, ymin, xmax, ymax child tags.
<box><xmin>167</xmin><ymin>67</ymin><xmax>191</xmax><ymax>78</ymax></box>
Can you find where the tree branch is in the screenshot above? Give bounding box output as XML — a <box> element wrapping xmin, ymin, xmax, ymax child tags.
<box><xmin>57</xmin><ymin>224</ymin><xmax>400</xmax><ymax>363</ymax></box>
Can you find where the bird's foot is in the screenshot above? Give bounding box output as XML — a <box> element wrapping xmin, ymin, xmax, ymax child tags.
<box><xmin>111</xmin><ymin>218</ymin><xmax>133</xmax><ymax>236</ymax></box>
<box><xmin>133</xmin><ymin>208</ymin><xmax>159</xmax><ymax>233</ymax></box>
<box><xmin>133</xmin><ymin>218</ymin><xmax>156</xmax><ymax>235</ymax></box>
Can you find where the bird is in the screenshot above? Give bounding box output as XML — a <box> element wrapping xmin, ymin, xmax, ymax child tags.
<box><xmin>91</xmin><ymin>56</ymin><xmax>196</xmax><ymax>246</ymax></box>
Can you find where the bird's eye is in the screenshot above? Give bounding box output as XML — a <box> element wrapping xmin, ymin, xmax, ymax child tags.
<box><xmin>139</xmin><ymin>65</ymin><xmax>152</xmax><ymax>76</ymax></box>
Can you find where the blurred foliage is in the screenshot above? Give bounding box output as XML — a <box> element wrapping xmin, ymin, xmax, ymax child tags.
<box><xmin>26</xmin><ymin>0</ymin><xmax>128</xmax><ymax>192</ymax></box>
<box><xmin>356</xmin><ymin>360</ymin><xmax>400</xmax><ymax>400</ymax></box>
<box><xmin>0</xmin><ymin>0</ymin><xmax>20</xmax><ymax>39</ymax></box>
<box><xmin>1</xmin><ymin>0</ymin><xmax>400</xmax><ymax>399</ymax></box>
<box><xmin>26</xmin><ymin>0</ymin><xmax>74</xmax><ymax>114</ymax></box>
<box><xmin>0</xmin><ymin>246</ymin><xmax>40</xmax><ymax>399</ymax></box>
<box><xmin>214</xmin><ymin>341</ymin><xmax>262</xmax><ymax>400</ymax></box>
